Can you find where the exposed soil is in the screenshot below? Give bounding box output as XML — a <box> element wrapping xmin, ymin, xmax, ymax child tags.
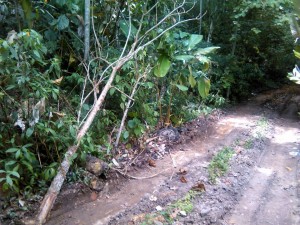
<box><xmin>1</xmin><ymin>84</ymin><xmax>300</xmax><ymax>225</ymax></box>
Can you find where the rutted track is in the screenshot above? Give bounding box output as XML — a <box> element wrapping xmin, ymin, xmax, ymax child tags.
<box><xmin>45</xmin><ymin>85</ymin><xmax>300</xmax><ymax>225</ymax></box>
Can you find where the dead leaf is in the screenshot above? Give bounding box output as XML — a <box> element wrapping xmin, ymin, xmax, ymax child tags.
<box><xmin>180</xmin><ymin>176</ymin><xmax>187</xmax><ymax>183</ymax></box>
<box><xmin>177</xmin><ymin>167</ymin><xmax>188</xmax><ymax>175</ymax></box>
<box><xmin>153</xmin><ymin>215</ymin><xmax>165</xmax><ymax>222</ymax></box>
<box><xmin>112</xmin><ymin>158</ymin><xmax>120</xmax><ymax>168</ymax></box>
<box><xmin>286</xmin><ymin>167</ymin><xmax>292</xmax><ymax>171</ymax></box>
<box><xmin>170</xmin><ymin>209</ymin><xmax>180</xmax><ymax>219</ymax></box>
<box><xmin>18</xmin><ymin>199</ymin><xmax>25</xmax><ymax>207</ymax></box>
<box><xmin>235</xmin><ymin>147</ymin><xmax>242</xmax><ymax>154</ymax></box>
<box><xmin>53</xmin><ymin>112</ymin><xmax>66</xmax><ymax>117</ymax></box>
<box><xmin>52</xmin><ymin>76</ymin><xmax>64</xmax><ymax>85</ymax></box>
<box><xmin>149</xmin><ymin>195</ymin><xmax>157</xmax><ymax>202</ymax></box>
<box><xmin>191</xmin><ymin>182</ymin><xmax>206</xmax><ymax>192</ymax></box>
<box><xmin>132</xmin><ymin>213</ymin><xmax>146</xmax><ymax>223</ymax></box>
<box><xmin>90</xmin><ymin>192</ymin><xmax>98</xmax><ymax>201</ymax></box>
<box><xmin>148</xmin><ymin>159</ymin><xmax>156</xmax><ymax>167</ymax></box>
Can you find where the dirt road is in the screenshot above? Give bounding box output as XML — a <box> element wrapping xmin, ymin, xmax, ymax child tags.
<box><xmin>226</xmin><ymin>117</ymin><xmax>299</xmax><ymax>225</ymax></box>
<box><xmin>46</xmin><ymin>86</ymin><xmax>300</xmax><ymax>225</ymax></box>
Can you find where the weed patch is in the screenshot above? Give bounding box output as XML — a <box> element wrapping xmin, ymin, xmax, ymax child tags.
<box><xmin>244</xmin><ymin>139</ymin><xmax>254</xmax><ymax>149</ymax></box>
<box><xmin>208</xmin><ymin>146</ymin><xmax>234</xmax><ymax>183</ymax></box>
<box><xmin>138</xmin><ymin>191</ymin><xmax>198</xmax><ymax>224</ymax></box>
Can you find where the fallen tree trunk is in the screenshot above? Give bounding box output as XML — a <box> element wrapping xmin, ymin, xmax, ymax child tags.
<box><xmin>36</xmin><ymin>145</ymin><xmax>78</xmax><ymax>224</ymax></box>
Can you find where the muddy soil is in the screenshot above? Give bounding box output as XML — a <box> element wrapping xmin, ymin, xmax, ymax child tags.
<box><xmin>2</xmin><ymin>84</ymin><xmax>300</xmax><ymax>225</ymax></box>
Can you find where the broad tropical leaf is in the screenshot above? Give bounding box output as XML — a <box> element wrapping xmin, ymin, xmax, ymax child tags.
<box><xmin>154</xmin><ymin>56</ymin><xmax>171</xmax><ymax>77</ymax></box>
<box><xmin>188</xmin><ymin>66</ymin><xmax>197</xmax><ymax>88</ymax></box>
<box><xmin>174</xmin><ymin>55</ymin><xmax>194</xmax><ymax>62</ymax></box>
<box><xmin>198</xmin><ymin>77</ymin><xmax>211</xmax><ymax>98</ymax></box>
<box><xmin>175</xmin><ymin>84</ymin><xmax>188</xmax><ymax>91</ymax></box>
<box><xmin>119</xmin><ymin>20</ymin><xmax>138</xmax><ymax>40</ymax></box>
<box><xmin>294</xmin><ymin>50</ymin><xmax>300</xmax><ymax>59</ymax></box>
<box><xmin>188</xmin><ymin>34</ymin><xmax>203</xmax><ymax>50</ymax></box>
<box><xmin>194</xmin><ymin>47</ymin><xmax>220</xmax><ymax>55</ymax></box>
<box><xmin>57</xmin><ymin>15</ymin><xmax>69</xmax><ymax>30</ymax></box>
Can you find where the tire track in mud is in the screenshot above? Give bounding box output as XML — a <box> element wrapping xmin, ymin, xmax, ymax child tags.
<box><xmin>107</xmin><ymin>108</ymin><xmax>274</xmax><ymax>225</ymax></box>
<box><xmin>226</xmin><ymin>119</ymin><xmax>300</xmax><ymax>225</ymax></box>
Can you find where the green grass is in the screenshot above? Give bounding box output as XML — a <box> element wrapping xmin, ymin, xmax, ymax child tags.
<box><xmin>139</xmin><ymin>191</ymin><xmax>198</xmax><ymax>224</ymax></box>
<box><xmin>208</xmin><ymin>146</ymin><xmax>234</xmax><ymax>183</ymax></box>
<box><xmin>244</xmin><ymin>139</ymin><xmax>254</xmax><ymax>149</ymax></box>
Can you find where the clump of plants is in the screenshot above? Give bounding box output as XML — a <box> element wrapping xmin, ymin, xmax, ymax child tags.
<box><xmin>208</xmin><ymin>146</ymin><xmax>235</xmax><ymax>183</ymax></box>
<box><xmin>139</xmin><ymin>191</ymin><xmax>198</xmax><ymax>225</ymax></box>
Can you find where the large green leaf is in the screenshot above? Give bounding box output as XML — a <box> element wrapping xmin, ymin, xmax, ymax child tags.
<box><xmin>198</xmin><ymin>77</ymin><xmax>211</xmax><ymax>98</ymax></box>
<box><xmin>175</xmin><ymin>84</ymin><xmax>188</xmax><ymax>91</ymax></box>
<box><xmin>294</xmin><ymin>50</ymin><xmax>300</xmax><ymax>59</ymax></box>
<box><xmin>194</xmin><ymin>47</ymin><xmax>220</xmax><ymax>55</ymax></box>
<box><xmin>188</xmin><ymin>34</ymin><xmax>203</xmax><ymax>50</ymax></box>
<box><xmin>195</xmin><ymin>55</ymin><xmax>210</xmax><ymax>64</ymax></box>
<box><xmin>119</xmin><ymin>20</ymin><xmax>138</xmax><ymax>40</ymax></box>
<box><xmin>174</xmin><ymin>55</ymin><xmax>194</xmax><ymax>62</ymax></box>
<box><xmin>26</xmin><ymin>127</ymin><xmax>34</xmax><ymax>138</ymax></box>
<box><xmin>154</xmin><ymin>56</ymin><xmax>171</xmax><ymax>78</ymax></box>
<box><xmin>57</xmin><ymin>15</ymin><xmax>69</xmax><ymax>30</ymax></box>
<box><xmin>9</xmin><ymin>171</ymin><xmax>20</xmax><ymax>178</ymax></box>
<box><xmin>188</xmin><ymin>66</ymin><xmax>197</xmax><ymax>88</ymax></box>
<box><xmin>6</xmin><ymin>148</ymin><xmax>19</xmax><ymax>153</ymax></box>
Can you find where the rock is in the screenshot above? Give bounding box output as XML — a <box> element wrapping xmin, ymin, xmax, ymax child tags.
<box><xmin>81</xmin><ymin>170</ymin><xmax>106</xmax><ymax>191</ymax></box>
<box><xmin>153</xmin><ymin>220</ymin><xmax>164</xmax><ymax>225</ymax></box>
<box><xmin>156</xmin><ymin>205</ymin><xmax>163</xmax><ymax>211</ymax></box>
<box><xmin>179</xmin><ymin>211</ymin><xmax>187</xmax><ymax>217</ymax></box>
<box><xmin>200</xmin><ymin>207</ymin><xmax>211</xmax><ymax>216</ymax></box>
<box><xmin>158</xmin><ymin>127</ymin><xmax>180</xmax><ymax>141</ymax></box>
<box><xmin>85</xmin><ymin>155</ymin><xmax>109</xmax><ymax>176</ymax></box>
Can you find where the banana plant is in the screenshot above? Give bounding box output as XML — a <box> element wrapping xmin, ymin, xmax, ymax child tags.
<box><xmin>153</xmin><ymin>30</ymin><xmax>219</xmax><ymax>124</ymax></box>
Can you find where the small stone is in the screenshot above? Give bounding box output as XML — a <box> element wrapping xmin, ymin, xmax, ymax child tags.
<box><xmin>149</xmin><ymin>195</ymin><xmax>157</xmax><ymax>202</ymax></box>
<box><xmin>179</xmin><ymin>211</ymin><xmax>187</xmax><ymax>217</ymax></box>
<box><xmin>200</xmin><ymin>207</ymin><xmax>211</xmax><ymax>216</ymax></box>
<box><xmin>156</xmin><ymin>205</ymin><xmax>163</xmax><ymax>211</ymax></box>
<box><xmin>153</xmin><ymin>220</ymin><xmax>164</xmax><ymax>225</ymax></box>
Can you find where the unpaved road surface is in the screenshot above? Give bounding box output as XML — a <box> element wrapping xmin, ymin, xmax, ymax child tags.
<box><xmin>44</xmin><ymin>85</ymin><xmax>300</xmax><ymax>225</ymax></box>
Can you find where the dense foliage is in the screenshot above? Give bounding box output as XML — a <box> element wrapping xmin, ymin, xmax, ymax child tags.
<box><xmin>0</xmin><ymin>0</ymin><xmax>295</xmax><ymax>200</ymax></box>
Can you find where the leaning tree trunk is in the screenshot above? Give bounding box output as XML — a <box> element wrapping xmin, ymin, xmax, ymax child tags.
<box><xmin>35</xmin><ymin>65</ymin><xmax>122</xmax><ymax>224</ymax></box>
<box><xmin>199</xmin><ymin>0</ymin><xmax>203</xmax><ymax>34</ymax></box>
<box><xmin>84</xmin><ymin>0</ymin><xmax>90</xmax><ymax>62</ymax></box>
